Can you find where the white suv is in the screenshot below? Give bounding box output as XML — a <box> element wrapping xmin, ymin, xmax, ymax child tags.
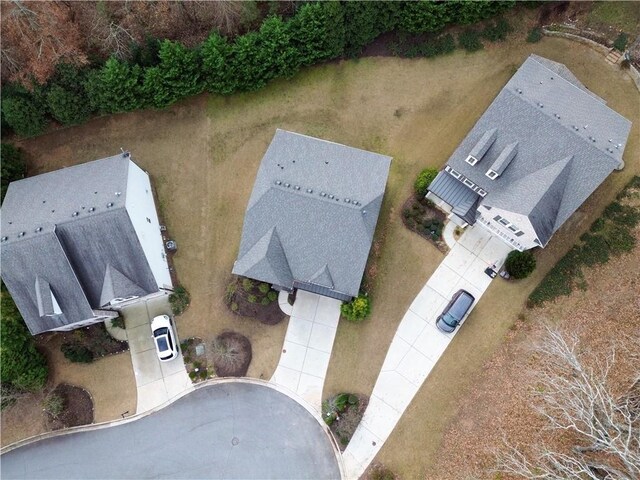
<box><xmin>150</xmin><ymin>315</ymin><xmax>179</xmax><ymax>362</ymax></box>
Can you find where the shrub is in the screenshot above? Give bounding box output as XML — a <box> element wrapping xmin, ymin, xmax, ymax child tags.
<box><xmin>267</xmin><ymin>290</ymin><xmax>278</xmax><ymax>302</ymax></box>
<box><xmin>84</xmin><ymin>58</ymin><xmax>146</xmax><ymax>114</ymax></box>
<box><xmin>504</xmin><ymin>250</ymin><xmax>536</xmax><ymax>279</ymax></box>
<box><xmin>211</xmin><ymin>332</ymin><xmax>252</xmax><ymax>377</ymax></box>
<box><xmin>604</xmin><ymin>224</ymin><xmax>635</xmax><ymax>254</ymax></box>
<box><xmin>61</xmin><ymin>343</ymin><xmax>94</xmax><ymax>363</ymax></box>
<box><xmin>231</xmin><ymin>302</ymin><xmax>239</xmax><ymax>312</ymax></box>
<box><xmin>576</xmin><ymin>234</ymin><xmax>609</xmax><ymax>266</ymax></box>
<box><xmin>527</xmin><ymin>27</ymin><xmax>542</xmax><ymax>43</ymax></box>
<box><xmin>2</xmin><ymin>94</ymin><xmax>48</xmax><ymax>137</ymax></box>
<box><xmin>1</xmin><ymin>143</ymin><xmax>26</xmax><ymax>202</ymax></box>
<box><xmin>43</xmin><ymin>393</ymin><xmax>65</xmax><ymax>418</ymax></box>
<box><xmin>258</xmin><ymin>283</ymin><xmax>271</xmax><ymax>294</ymax></box>
<box><xmin>590</xmin><ymin>217</ymin><xmax>605</xmax><ymax>232</ymax></box>
<box><xmin>247</xmin><ymin>294</ymin><xmax>257</xmax><ymax>304</ymax></box>
<box><xmin>341</xmin><ymin>295</ymin><xmax>371</xmax><ymax>322</ymax></box>
<box><xmin>369</xmin><ymin>464</ymin><xmax>396</xmax><ymax>480</ymax></box>
<box><xmin>169</xmin><ymin>285</ymin><xmax>190</xmax><ymax>315</ymax></box>
<box><xmin>414</xmin><ymin>168</ymin><xmax>439</xmax><ymax>198</ymax></box>
<box><xmin>242</xmin><ymin>278</ymin><xmax>254</xmax><ymax>291</ymax></box>
<box><xmin>189</xmin><ymin>370</ymin><xmax>197</xmax><ymax>380</ymax></box>
<box><xmin>603</xmin><ymin>202</ymin><xmax>640</xmax><ymax>227</ymax></box>
<box><xmin>0</xmin><ymin>287</ymin><xmax>49</xmax><ymax>392</ymax></box>
<box><xmin>482</xmin><ymin>18</ymin><xmax>512</xmax><ymax>42</ymax></box>
<box><xmin>260</xmin><ymin>297</ymin><xmax>270</xmax><ymax>306</ymax></box>
<box><xmin>459</xmin><ymin>29</ymin><xmax>484</xmax><ymax>52</ymax></box>
<box><xmin>110</xmin><ymin>317</ymin><xmax>125</xmax><ymax>329</ymax></box>
<box><xmin>613</xmin><ymin>32</ymin><xmax>628</xmax><ymax>52</ymax></box>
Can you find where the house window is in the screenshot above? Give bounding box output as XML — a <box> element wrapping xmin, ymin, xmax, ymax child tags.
<box><xmin>486</xmin><ymin>170</ymin><xmax>498</xmax><ymax>180</ymax></box>
<box><xmin>508</xmin><ymin>225</ymin><xmax>518</xmax><ymax>232</ymax></box>
<box><xmin>534</xmin><ymin>238</ymin><xmax>541</xmax><ymax>245</ymax></box>
<box><xmin>478</xmin><ymin>189</ymin><xmax>487</xmax><ymax>197</ymax></box>
<box><xmin>449</xmin><ymin>169</ymin><xmax>462</xmax><ymax>179</ymax></box>
<box><xmin>515</xmin><ymin>231</ymin><xmax>524</xmax><ymax>237</ymax></box>
<box><xmin>493</xmin><ymin>215</ymin><xmax>502</xmax><ymax>222</ymax></box>
<box><xmin>465</xmin><ymin>155</ymin><xmax>478</xmax><ymax>166</ymax></box>
<box><xmin>146</xmin><ymin>217</ymin><xmax>151</xmax><ymax>223</ymax></box>
<box><xmin>498</xmin><ymin>217</ymin><xmax>509</xmax><ymax>226</ymax></box>
<box><xmin>463</xmin><ymin>178</ymin><xmax>474</xmax><ymax>188</ymax></box>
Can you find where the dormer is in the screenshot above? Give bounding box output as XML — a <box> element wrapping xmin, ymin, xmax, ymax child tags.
<box><xmin>465</xmin><ymin>128</ymin><xmax>497</xmax><ymax>166</ymax></box>
<box><xmin>35</xmin><ymin>276</ymin><xmax>63</xmax><ymax>317</ymax></box>
<box><xmin>486</xmin><ymin>142</ymin><xmax>518</xmax><ymax>179</ymax></box>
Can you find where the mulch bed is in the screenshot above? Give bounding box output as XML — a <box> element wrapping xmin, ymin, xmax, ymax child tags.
<box><xmin>326</xmin><ymin>393</ymin><xmax>369</xmax><ymax>451</ymax></box>
<box><xmin>46</xmin><ymin>383</ymin><xmax>94</xmax><ymax>431</ymax></box>
<box><xmin>211</xmin><ymin>331</ymin><xmax>252</xmax><ymax>377</ymax></box>
<box><xmin>52</xmin><ymin>322</ymin><xmax>128</xmax><ymax>359</ymax></box>
<box><xmin>225</xmin><ymin>276</ymin><xmax>286</xmax><ymax>325</ymax></box>
<box><xmin>181</xmin><ymin>337</ymin><xmax>212</xmax><ymax>383</ymax></box>
<box><xmin>401</xmin><ymin>196</ymin><xmax>448</xmax><ymax>253</ymax></box>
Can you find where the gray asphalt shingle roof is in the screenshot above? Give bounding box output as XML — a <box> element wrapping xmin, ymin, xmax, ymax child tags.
<box><xmin>431</xmin><ymin>54</ymin><xmax>632</xmax><ymax>246</ymax></box>
<box><xmin>233</xmin><ymin>130</ymin><xmax>391</xmax><ymax>299</ymax></box>
<box><xmin>1</xmin><ymin>154</ymin><xmax>158</xmax><ymax>334</ymax></box>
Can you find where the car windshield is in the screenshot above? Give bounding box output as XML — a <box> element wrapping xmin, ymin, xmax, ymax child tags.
<box><xmin>156</xmin><ymin>336</ymin><xmax>169</xmax><ymax>352</ymax></box>
<box><xmin>441</xmin><ymin>312</ymin><xmax>458</xmax><ymax>327</ymax></box>
<box><xmin>154</xmin><ymin>327</ymin><xmax>168</xmax><ymax>337</ymax></box>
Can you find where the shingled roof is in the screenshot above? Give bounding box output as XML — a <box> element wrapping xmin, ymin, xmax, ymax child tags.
<box><xmin>0</xmin><ymin>154</ymin><xmax>158</xmax><ymax>334</ymax></box>
<box><xmin>430</xmin><ymin>54</ymin><xmax>632</xmax><ymax>246</ymax></box>
<box><xmin>233</xmin><ymin>130</ymin><xmax>391</xmax><ymax>300</ymax></box>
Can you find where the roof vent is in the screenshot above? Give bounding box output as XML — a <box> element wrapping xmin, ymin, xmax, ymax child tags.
<box><xmin>35</xmin><ymin>227</ymin><xmax>42</xmax><ymax>232</ymax></box>
<box><xmin>275</xmin><ymin>180</ymin><xmax>282</xmax><ymax>185</ymax></box>
<box><xmin>345</xmin><ymin>198</ymin><xmax>350</xmax><ymax>203</ymax></box>
<box><xmin>284</xmin><ymin>183</ymin><xmax>290</xmax><ymax>188</ymax></box>
<box><xmin>320</xmin><ymin>192</ymin><xmax>326</xmax><ymax>197</ymax></box>
<box><xmin>89</xmin><ymin>207</ymin><xmax>95</xmax><ymax>212</ymax></box>
<box><xmin>115</xmin><ymin>192</ymin><xmax>121</xmax><ymax>196</ymax></box>
<box><xmin>306</xmin><ymin>188</ymin><xmax>313</xmax><ymax>193</ymax></box>
<box><xmin>107</xmin><ymin>202</ymin><xmax>114</xmax><ymax>208</ymax></box>
<box><xmin>294</xmin><ymin>185</ymin><xmax>300</xmax><ymax>190</ymax></box>
<box><xmin>362</xmin><ymin>210</ymin><xmax>367</xmax><ymax>215</ymax></box>
<box><xmin>583</xmin><ymin>125</ymin><xmax>588</xmax><ymax>129</ymax></box>
<box><xmin>329</xmin><ymin>194</ymin><xmax>334</xmax><ymax>199</ymax></box>
<box><xmin>18</xmin><ymin>232</ymin><xmax>25</xmax><ymax>237</ymax></box>
<box><xmin>1</xmin><ymin>236</ymin><xmax>8</xmax><ymax>242</ymax></box>
<box><xmin>72</xmin><ymin>211</ymin><xmax>79</xmax><ymax>217</ymax></box>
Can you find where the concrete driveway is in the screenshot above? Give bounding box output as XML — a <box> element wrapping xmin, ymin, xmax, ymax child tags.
<box><xmin>271</xmin><ymin>290</ymin><xmax>342</xmax><ymax>411</ymax></box>
<box><xmin>121</xmin><ymin>296</ymin><xmax>193</xmax><ymax>414</ymax></box>
<box><xmin>343</xmin><ymin>226</ymin><xmax>513</xmax><ymax>478</ymax></box>
<box><xmin>1</xmin><ymin>382</ymin><xmax>342</xmax><ymax>480</ymax></box>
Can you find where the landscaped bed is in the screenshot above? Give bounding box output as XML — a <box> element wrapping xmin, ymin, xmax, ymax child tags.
<box><xmin>225</xmin><ymin>276</ymin><xmax>285</xmax><ymax>325</ymax></box>
<box><xmin>401</xmin><ymin>196</ymin><xmax>448</xmax><ymax>252</ymax></box>
<box><xmin>44</xmin><ymin>383</ymin><xmax>94</xmax><ymax>430</ymax></box>
<box><xmin>43</xmin><ymin>323</ymin><xmax>128</xmax><ymax>364</ymax></box>
<box><xmin>211</xmin><ymin>331</ymin><xmax>252</xmax><ymax>377</ymax></box>
<box><xmin>181</xmin><ymin>337</ymin><xmax>212</xmax><ymax>383</ymax></box>
<box><xmin>322</xmin><ymin>392</ymin><xmax>369</xmax><ymax>450</ymax></box>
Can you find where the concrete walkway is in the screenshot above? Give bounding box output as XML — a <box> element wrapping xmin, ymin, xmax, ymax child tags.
<box><xmin>442</xmin><ymin>220</ymin><xmax>458</xmax><ymax>250</ymax></box>
<box><xmin>342</xmin><ymin>226</ymin><xmax>512</xmax><ymax>478</ymax></box>
<box><xmin>278</xmin><ymin>290</ymin><xmax>294</xmax><ymax>316</ymax></box>
<box><xmin>271</xmin><ymin>290</ymin><xmax>342</xmax><ymax>411</ymax></box>
<box><xmin>121</xmin><ymin>296</ymin><xmax>193</xmax><ymax>414</ymax></box>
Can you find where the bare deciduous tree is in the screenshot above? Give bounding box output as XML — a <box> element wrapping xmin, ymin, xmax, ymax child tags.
<box><xmin>495</xmin><ymin>326</ymin><xmax>640</xmax><ymax>479</ymax></box>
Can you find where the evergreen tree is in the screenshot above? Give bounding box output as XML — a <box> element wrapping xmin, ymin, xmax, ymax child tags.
<box><xmin>85</xmin><ymin>57</ymin><xmax>146</xmax><ymax>114</ymax></box>
<box><xmin>288</xmin><ymin>1</ymin><xmax>345</xmax><ymax>67</ymax></box>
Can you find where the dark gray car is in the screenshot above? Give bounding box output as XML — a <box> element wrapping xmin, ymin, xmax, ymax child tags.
<box><xmin>436</xmin><ymin>289</ymin><xmax>475</xmax><ymax>333</ymax></box>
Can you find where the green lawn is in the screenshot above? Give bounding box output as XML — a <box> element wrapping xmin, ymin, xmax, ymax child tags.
<box><xmin>587</xmin><ymin>1</ymin><xmax>640</xmax><ymax>33</ymax></box>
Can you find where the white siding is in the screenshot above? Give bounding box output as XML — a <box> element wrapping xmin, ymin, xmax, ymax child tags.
<box><xmin>476</xmin><ymin>205</ymin><xmax>540</xmax><ymax>251</ymax></box>
<box><xmin>125</xmin><ymin>161</ymin><xmax>173</xmax><ymax>290</ymax></box>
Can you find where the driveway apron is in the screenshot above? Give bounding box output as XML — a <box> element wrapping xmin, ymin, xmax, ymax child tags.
<box><xmin>342</xmin><ymin>226</ymin><xmax>512</xmax><ymax>478</ymax></box>
<box><xmin>122</xmin><ymin>296</ymin><xmax>193</xmax><ymax>414</ymax></box>
<box><xmin>271</xmin><ymin>290</ymin><xmax>342</xmax><ymax>411</ymax></box>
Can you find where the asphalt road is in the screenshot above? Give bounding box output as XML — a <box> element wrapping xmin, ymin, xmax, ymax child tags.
<box><xmin>1</xmin><ymin>382</ymin><xmax>341</xmax><ymax>479</ymax></box>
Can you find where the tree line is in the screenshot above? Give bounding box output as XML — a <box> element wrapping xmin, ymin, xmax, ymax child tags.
<box><xmin>1</xmin><ymin>1</ymin><xmax>515</xmax><ymax>137</ymax></box>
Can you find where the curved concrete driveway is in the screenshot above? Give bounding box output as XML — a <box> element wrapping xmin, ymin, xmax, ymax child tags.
<box><xmin>1</xmin><ymin>382</ymin><xmax>341</xmax><ymax>480</ymax></box>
